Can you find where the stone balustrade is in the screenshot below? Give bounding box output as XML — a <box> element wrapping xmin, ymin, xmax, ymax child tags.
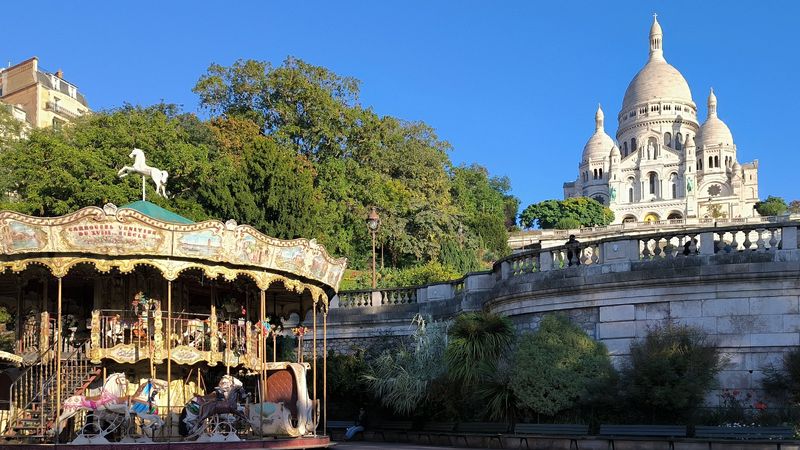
<box><xmin>508</xmin><ymin>214</ymin><xmax>800</xmax><ymax>251</ymax></box>
<box><xmin>333</xmin><ymin>221</ymin><xmax>799</xmax><ymax>312</ymax></box>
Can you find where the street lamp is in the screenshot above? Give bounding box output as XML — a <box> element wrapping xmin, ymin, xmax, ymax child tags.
<box><xmin>366</xmin><ymin>207</ymin><xmax>381</xmax><ymax>289</ymax></box>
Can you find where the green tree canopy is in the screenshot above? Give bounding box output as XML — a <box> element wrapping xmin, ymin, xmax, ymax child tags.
<box><xmin>519</xmin><ymin>197</ymin><xmax>614</xmax><ymax>229</ymax></box>
<box><xmin>754</xmin><ymin>196</ymin><xmax>788</xmax><ymax>217</ymax></box>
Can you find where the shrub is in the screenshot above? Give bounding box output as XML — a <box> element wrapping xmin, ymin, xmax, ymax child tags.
<box><xmin>554</xmin><ymin>217</ymin><xmax>582</xmax><ymax>230</ymax></box>
<box><xmin>512</xmin><ymin>315</ymin><xmax>613</xmax><ymax>417</ymax></box>
<box><xmin>0</xmin><ymin>306</ymin><xmax>11</xmax><ymax>324</ymax></box>
<box><xmin>620</xmin><ymin>322</ymin><xmax>724</xmax><ymax>423</ymax></box>
<box><xmin>763</xmin><ymin>347</ymin><xmax>800</xmax><ymax>405</ymax></box>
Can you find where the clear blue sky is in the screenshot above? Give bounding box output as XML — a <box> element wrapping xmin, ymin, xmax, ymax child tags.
<box><xmin>3</xmin><ymin>1</ymin><xmax>797</xmax><ymax>211</ymax></box>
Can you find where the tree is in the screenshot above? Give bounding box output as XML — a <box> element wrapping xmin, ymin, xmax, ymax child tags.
<box><xmin>512</xmin><ymin>315</ymin><xmax>613</xmax><ymax>417</ymax></box>
<box><xmin>788</xmin><ymin>200</ymin><xmax>800</xmax><ymax>215</ymax></box>
<box><xmin>519</xmin><ymin>197</ymin><xmax>614</xmax><ymax>229</ymax></box>
<box><xmin>446</xmin><ymin>312</ymin><xmax>515</xmax><ymax>386</ymax></box>
<box><xmin>620</xmin><ymin>322</ymin><xmax>724</xmax><ymax>423</ymax></box>
<box><xmin>755</xmin><ymin>196</ymin><xmax>788</xmax><ymax>217</ymax></box>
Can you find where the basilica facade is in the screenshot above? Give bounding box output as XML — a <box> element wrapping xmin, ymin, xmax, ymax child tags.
<box><xmin>563</xmin><ymin>16</ymin><xmax>759</xmax><ymax>223</ymax></box>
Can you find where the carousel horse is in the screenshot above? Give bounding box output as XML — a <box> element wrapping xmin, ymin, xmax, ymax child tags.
<box><xmin>54</xmin><ymin>373</ymin><xmax>168</xmax><ymax>439</ymax></box>
<box><xmin>179</xmin><ymin>375</ymin><xmax>250</xmax><ymax>438</ymax></box>
<box><xmin>117</xmin><ymin>148</ymin><xmax>169</xmax><ymax>198</ymax></box>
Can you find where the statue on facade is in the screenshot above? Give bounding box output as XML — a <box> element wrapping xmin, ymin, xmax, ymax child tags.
<box><xmin>118</xmin><ymin>148</ymin><xmax>169</xmax><ymax>199</ymax></box>
<box><xmin>647</xmin><ymin>141</ymin><xmax>654</xmax><ymax>160</ymax></box>
<box><xmin>609</xmin><ymin>186</ymin><xmax>617</xmax><ymax>202</ymax></box>
<box><xmin>687</xmin><ymin>178</ymin><xmax>694</xmax><ymax>193</ymax></box>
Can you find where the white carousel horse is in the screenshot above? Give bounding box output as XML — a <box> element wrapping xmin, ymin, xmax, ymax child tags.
<box><xmin>54</xmin><ymin>373</ymin><xmax>168</xmax><ymax>441</ymax></box>
<box><xmin>53</xmin><ymin>372</ymin><xmax>129</xmax><ymax>435</ymax></box>
<box><xmin>247</xmin><ymin>363</ymin><xmax>319</xmax><ymax>437</ymax></box>
<box><xmin>117</xmin><ymin>148</ymin><xmax>169</xmax><ymax>198</ymax></box>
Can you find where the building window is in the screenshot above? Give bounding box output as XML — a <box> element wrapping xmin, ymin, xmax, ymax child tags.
<box><xmin>664</xmin><ymin>132</ymin><xmax>672</xmax><ymax>147</ymax></box>
<box><xmin>675</xmin><ymin>133</ymin><xmax>682</xmax><ymax>150</ymax></box>
<box><xmin>708</xmin><ymin>185</ymin><xmax>722</xmax><ymax>197</ymax></box>
<box><xmin>52</xmin><ymin>117</ymin><xmax>64</xmax><ymax>131</ymax></box>
<box><xmin>628</xmin><ymin>187</ymin><xmax>634</xmax><ymax>203</ymax></box>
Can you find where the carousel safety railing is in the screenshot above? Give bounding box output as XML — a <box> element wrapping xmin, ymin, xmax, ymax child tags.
<box><xmin>639</xmin><ymin>231</ymin><xmax>701</xmax><ymax>259</ymax></box>
<box><xmin>214</xmin><ymin>315</ymin><xmax>249</xmax><ymax>356</ymax></box>
<box><xmin>96</xmin><ymin>309</ymin><xmax>157</xmax><ymax>349</ymax></box>
<box><xmin>713</xmin><ymin>225</ymin><xmax>782</xmax><ymax>253</ymax></box>
<box><xmin>167</xmin><ymin>312</ymin><xmax>212</xmax><ymax>351</ymax></box>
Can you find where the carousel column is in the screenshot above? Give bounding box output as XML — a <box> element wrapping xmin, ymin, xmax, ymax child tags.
<box><xmin>323</xmin><ymin>306</ymin><xmax>327</xmax><ymax>436</ymax></box>
<box><xmin>167</xmin><ymin>279</ymin><xmax>173</xmax><ymax>440</ymax></box>
<box><xmin>259</xmin><ymin>288</ymin><xmax>266</xmax><ymax>435</ymax></box>
<box><xmin>312</xmin><ymin>300</ymin><xmax>317</xmax><ymax>435</ymax></box>
<box><xmin>55</xmin><ymin>276</ymin><xmax>63</xmax><ymax>444</ymax></box>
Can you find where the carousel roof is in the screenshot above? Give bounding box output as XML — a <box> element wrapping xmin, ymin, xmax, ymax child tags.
<box><xmin>120</xmin><ymin>200</ymin><xmax>194</xmax><ymax>225</ymax></box>
<box><xmin>0</xmin><ymin>202</ymin><xmax>346</xmax><ymax>300</ymax></box>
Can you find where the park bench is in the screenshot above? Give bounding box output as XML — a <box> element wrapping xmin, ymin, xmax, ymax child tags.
<box><xmin>599</xmin><ymin>424</ymin><xmax>687</xmax><ymax>450</ymax></box>
<box><xmin>511</xmin><ymin>423</ymin><xmax>590</xmax><ymax>449</ymax></box>
<box><xmin>374</xmin><ymin>420</ymin><xmax>413</xmax><ymax>442</ymax></box>
<box><xmin>453</xmin><ymin>422</ymin><xmax>509</xmax><ymax>448</ymax></box>
<box><xmin>414</xmin><ymin>422</ymin><xmax>456</xmax><ymax>444</ymax></box>
<box><xmin>694</xmin><ymin>425</ymin><xmax>795</xmax><ymax>449</ymax></box>
<box><xmin>326</xmin><ymin>420</ymin><xmax>356</xmax><ymax>440</ymax></box>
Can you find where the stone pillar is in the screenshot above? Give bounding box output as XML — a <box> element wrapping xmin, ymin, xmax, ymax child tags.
<box><xmin>371</xmin><ymin>290</ymin><xmax>383</xmax><ymax>306</ymax></box>
<box><xmin>700</xmin><ymin>231</ymin><xmax>716</xmax><ymax>255</ymax></box>
<box><xmin>539</xmin><ymin>251</ymin><xmax>553</xmax><ymax>271</ymax></box>
<box><xmin>500</xmin><ymin>261</ymin><xmax>511</xmax><ymax>279</ymax></box>
<box><xmin>781</xmin><ymin>226</ymin><xmax>798</xmax><ymax>250</ymax></box>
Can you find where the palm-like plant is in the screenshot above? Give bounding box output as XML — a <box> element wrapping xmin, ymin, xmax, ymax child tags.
<box><xmin>445</xmin><ymin>312</ymin><xmax>515</xmax><ymax>385</ymax></box>
<box><xmin>364</xmin><ymin>314</ymin><xmax>449</xmax><ymax>416</ymax></box>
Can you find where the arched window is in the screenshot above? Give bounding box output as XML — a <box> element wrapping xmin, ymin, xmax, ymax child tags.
<box><xmin>593</xmin><ymin>195</ymin><xmax>605</xmax><ymax>205</ymax></box>
<box><xmin>628</xmin><ymin>187</ymin><xmax>634</xmax><ymax>203</ymax></box>
<box><xmin>623</xmin><ymin>142</ymin><xmax>628</xmax><ymax>156</ymax></box>
<box><xmin>599</xmin><ymin>168</ymin><xmax>603</xmax><ymax>179</ymax></box>
<box><xmin>709</xmin><ymin>156</ymin><xmax>713</xmax><ymax>168</ymax></box>
<box><xmin>675</xmin><ymin>132</ymin><xmax>682</xmax><ymax>150</ymax></box>
<box><xmin>631</xmin><ymin>137</ymin><xmax>636</xmax><ymax>153</ymax></box>
<box><xmin>672</xmin><ymin>183</ymin><xmax>677</xmax><ymax>199</ymax></box>
<box><xmin>714</xmin><ymin>156</ymin><xmax>719</xmax><ymax>168</ymax></box>
<box><xmin>664</xmin><ymin>132</ymin><xmax>672</xmax><ymax>147</ymax></box>
<box><xmin>649</xmin><ymin>172</ymin><xmax>657</xmax><ymax>195</ymax></box>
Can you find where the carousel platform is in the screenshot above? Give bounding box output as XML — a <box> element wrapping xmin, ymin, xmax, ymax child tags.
<box><xmin>3</xmin><ymin>436</ymin><xmax>332</xmax><ymax>449</ymax></box>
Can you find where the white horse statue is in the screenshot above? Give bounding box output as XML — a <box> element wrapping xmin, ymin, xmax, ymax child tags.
<box><xmin>118</xmin><ymin>148</ymin><xmax>169</xmax><ymax>198</ymax></box>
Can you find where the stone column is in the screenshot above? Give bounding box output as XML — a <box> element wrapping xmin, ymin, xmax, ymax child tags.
<box><xmin>781</xmin><ymin>226</ymin><xmax>798</xmax><ymax>250</ymax></box>
<box><xmin>700</xmin><ymin>231</ymin><xmax>716</xmax><ymax>255</ymax></box>
<box><xmin>539</xmin><ymin>251</ymin><xmax>553</xmax><ymax>271</ymax></box>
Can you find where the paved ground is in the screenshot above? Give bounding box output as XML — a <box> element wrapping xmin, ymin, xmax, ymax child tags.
<box><xmin>332</xmin><ymin>442</ymin><xmax>471</xmax><ymax>450</ymax></box>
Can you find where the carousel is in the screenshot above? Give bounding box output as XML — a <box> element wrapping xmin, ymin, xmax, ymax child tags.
<box><xmin>0</xmin><ymin>150</ymin><xmax>346</xmax><ymax>448</ymax></box>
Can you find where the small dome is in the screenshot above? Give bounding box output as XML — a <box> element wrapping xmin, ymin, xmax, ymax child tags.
<box><xmin>610</xmin><ymin>145</ymin><xmax>621</xmax><ymax>157</ymax></box>
<box><xmin>698</xmin><ymin>88</ymin><xmax>734</xmax><ymax>147</ymax></box>
<box><xmin>582</xmin><ymin>105</ymin><xmax>615</xmax><ymax>161</ymax></box>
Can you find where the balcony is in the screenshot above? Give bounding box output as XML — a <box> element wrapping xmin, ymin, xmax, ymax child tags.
<box><xmin>45</xmin><ymin>101</ymin><xmax>80</xmax><ymax>120</ymax></box>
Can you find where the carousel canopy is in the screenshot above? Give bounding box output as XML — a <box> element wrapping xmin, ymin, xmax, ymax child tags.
<box><xmin>120</xmin><ymin>200</ymin><xmax>194</xmax><ymax>225</ymax></box>
<box><xmin>0</xmin><ymin>202</ymin><xmax>346</xmax><ymax>300</ymax></box>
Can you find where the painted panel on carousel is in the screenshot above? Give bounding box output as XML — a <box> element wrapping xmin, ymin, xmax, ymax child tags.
<box><xmin>0</xmin><ymin>205</ymin><xmax>347</xmax><ymax>291</ymax></box>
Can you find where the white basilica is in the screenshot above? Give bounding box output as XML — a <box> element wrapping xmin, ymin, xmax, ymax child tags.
<box><xmin>563</xmin><ymin>16</ymin><xmax>759</xmax><ymax>223</ymax></box>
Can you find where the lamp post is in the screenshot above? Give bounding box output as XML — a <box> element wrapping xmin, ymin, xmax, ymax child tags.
<box><xmin>366</xmin><ymin>207</ymin><xmax>381</xmax><ymax>289</ymax></box>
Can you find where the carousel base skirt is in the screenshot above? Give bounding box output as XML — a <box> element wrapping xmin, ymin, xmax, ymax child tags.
<box><xmin>3</xmin><ymin>436</ymin><xmax>331</xmax><ymax>449</ymax></box>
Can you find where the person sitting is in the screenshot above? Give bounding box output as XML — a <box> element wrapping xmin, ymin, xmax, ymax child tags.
<box><xmin>345</xmin><ymin>407</ymin><xmax>367</xmax><ymax>440</ymax></box>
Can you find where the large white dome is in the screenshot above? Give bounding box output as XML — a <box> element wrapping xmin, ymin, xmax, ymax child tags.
<box><xmin>621</xmin><ymin>16</ymin><xmax>694</xmax><ymax>112</ymax></box>
<box><xmin>622</xmin><ymin>60</ymin><xmax>693</xmax><ymax>110</ymax></box>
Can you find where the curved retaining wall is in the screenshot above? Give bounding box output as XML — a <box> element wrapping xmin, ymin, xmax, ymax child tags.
<box><xmin>326</xmin><ymin>222</ymin><xmax>800</xmax><ymax>398</ymax></box>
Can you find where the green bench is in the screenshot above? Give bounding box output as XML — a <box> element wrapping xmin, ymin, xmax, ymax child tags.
<box><xmin>453</xmin><ymin>422</ymin><xmax>509</xmax><ymax>448</ymax></box>
<box><xmin>414</xmin><ymin>422</ymin><xmax>456</xmax><ymax>444</ymax></box>
<box><xmin>599</xmin><ymin>424</ymin><xmax>687</xmax><ymax>450</ymax></box>
<box><xmin>694</xmin><ymin>425</ymin><xmax>795</xmax><ymax>449</ymax></box>
<box><xmin>374</xmin><ymin>420</ymin><xmax>413</xmax><ymax>442</ymax></box>
<box><xmin>512</xmin><ymin>423</ymin><xmax>589</xmax><ymax>449</ymax></box>
<box><xmin>326</xmin><ymin>420</ymin><xmax>356</xmax><ymax>440</ymax></box>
